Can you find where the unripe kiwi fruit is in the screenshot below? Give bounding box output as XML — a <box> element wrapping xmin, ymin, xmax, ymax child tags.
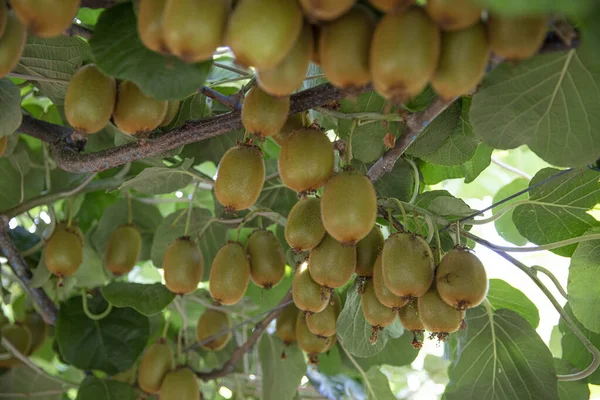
<box><xmin>137</xmin><ymin>0</ymin><xmax>168</xmax><ymax>54</ymax></box>
<box><xmin>163</xmin><ymin>237</ymin><xmax>204</xmax><ymax>295</ymax></box>
<box><xmin>45</xmin><ymin>225</ymin><xmax>84</xmax><ymax>277</ymax></box>
<box><xmin>370</xmin><ymin>7</ymin><xmax>440</xmax><ymax>102</ymax></box>
<box><xmin>214</xmin><ymin>144</ymin><xmax>265</xmax><ymax>212</ymax></box>
<box><xmin>321</xmin><ymin>170</ymin><xmax>377</xmax><ymax>245</ymax></box>
<box><xmin>273</xmin><ymin>112</ymin><xmax>308</xmax><ymax>146</ymax></box>
<box><xmin>113</xmin><ymin>81</ymin><xmax>168</xmax><ymax>135</ymax></box>
<box><xmin>382</xmin><ymin>232</ymin><xmax>434</xmax><ymax>298</ymax></box>
<box><xmin>436</xmin><ymin>248</ymin><xmax>488</xmax><ymax>310</ymax></box>
<box><xmin>196</xmin><ymin>309</ymin><xmax>232</xmax><ymax>351</ymax></box>
<box><xmin>246</xmin><ymin>229</ymin><xmax>286</xmax><ymax>290</ymax></box>
<box><xmin>431</xmin><ymin>23</ymin><xmax>489</xmax><ymax>100</ymax></box>
<box><xmin>292</xmin><ymin>261</ymin><xmax>329</xmax><ymax>313</ymax></box>
<box><xmin>306</xmin><ymin>291</ymin><xmax>341</xmax><ymax>338</ymax></box>
<box><xmin>137</xmin><ymin>340</ymin><xmax>174</xmax><ymax>394</ymax></box>
<box><xmin>22</xmin><ymin>312</ymin><xmax>48</xmax><ymax>355</ymax></box>
<box><xmin>0</xmin><ymin>323</ymin><xmax>32</xmax><ymax>367</ymax></box>
<box><xmin>426</xmin><ymin>0</ymin><xmax>482</xmax><ymax>31</ymax></box>
<box><xmin>0</xmin><ymin>136</ymin><xmax>8</xmax><ymax>157</ymax></box>
<box><xmin>279</xmin><ymin>129</ymin><xmax>334</xmax><ymax>193</ymax></box>
<box><xmin>299</xmin><ymin>0</ymin><xmax>356</xmax><ymax>21</ymax></box>
<box><xmin>373</xmin><ymin>255</ymin><xmax>407</xmax><ymax>309</ymax></box>
<box><xmin>285</xmin><ymin>198</ymin><xmax>326</xmax><ymax>252</ymax></box>
<box><xmin>368</xmin><ymin>0</ymin><xmax>413</xmax><ymax>12</ymax></box>
<box><xmin>105</xmin><ymin>224</ymin><xmax>142</xmax><ymax>276</ymax></box>
<box><xmin>209</xmin><ymin>242</ymin><xmax>250</xmax><ymax>305</ymax></box>
<box><xmin>355</xmin><ymin>225</ymin><xmax>384</xmax><ymax>278</ymax></box>
<box><xmin>160</xmin><ymin>100</ymin><xmax>180</xmax><ymax>128</ymax></box>
<box><xmin>159</xmin><ymin>368</ymin><xmax>200</xmax><ymax>400</ymax></box>
<box><xmin>417</xmin><ymin>288</ymin><xmax>463</xmax><ymax>336</ymax></box>
<box><xmin>65</xmin><ymin>64</ymin><xmax>117</xmax><ymax>135</ymax></box>
<box><xmin>11</xmin><ymin>0</ymin><xmax>80</xmax><ymax>38</ymax></box>
<box><xmin>276</xmin><ymin>303</ymin><xmax>300</xmax><ymax>344</ymax></box>
<box><xmin>0</xmin><ymin>2</ymin><xmax>7</xmax><ymax>37</ymax></box>
<box><xmin>296</xmin><ymin>312</ymin><xmax>334</xmax><ymax>355</ymax></box>
<box><xmin>488</xmin><ymin>15</ymin><xmax>548</xmax><ymax>60</ymax></box>
<box><xmin>0</xmin><ymin>12</ymin><xmax>27</xmax><ymax>79</ymax></box>
<box><xmin>319</xmin><ymin>7</ymin><xmax>374</xmax><ymax>89</ymax></box>
<box><xmin>362</xmin><ymin>280</ymin><xmax>396</xmax><ymax>328</ymax></box>
<box><xmin>227</xmin><ymin>0</ymin><xmax>303</xmax><ymax>69</ymax></box>
<box><xmin>242</xmin><ymin>86</ymin><xmax>290</xmax><ymax>138</ymax></box>
<box><xmin>398</xmin><ymin>298</ymin><xmax>424</xmax><ymax>332</ymax></box>
<box><xmin>163</xmin><ymin>0</ymin><xmax>230</xmax><ymax>63</ymax></box>
<box><xmin>309</xmin><ymin>234</ymin><xmax>356</xmax><ymax>289</ymax></box>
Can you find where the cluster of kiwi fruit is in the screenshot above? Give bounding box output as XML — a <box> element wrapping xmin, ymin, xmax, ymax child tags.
<box><xmin>0</xmin><ymin>310</ymin><xmax>48</xmax><ymax>368</ymax></box>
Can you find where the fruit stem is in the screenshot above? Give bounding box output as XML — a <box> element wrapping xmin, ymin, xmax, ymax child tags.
<box><xmin>345</xmin><ymin>120</ymin><xmax>356</xmax><ymax>166</ymax></box>
<box><xmin>162</xmin><ymin>313</ymin><xmax>171</xmax><ymax>338</ymax></box>
<box><xmin>390</xmin><ymin>198</ymin><xmax>409</xmax><ymax>228</ymax></box>
<box><xmin>66</xmin><ymin>198</ymin><xmax>74</xmax><ymax>228</ymax></box>
<box><xmin>454</xmin><ymin>222</ymin><xmax>461</xmax><ymax>247</ymax></box>
<box><xmin>81</xmin><ymin>290</ymin><xmax>113</xmax><ymax>321</ymax></box>
<box><xmin>405</xmin><ymin>157</ymin><xmax>420</xmax><ymax>205</ymax></box>
<box><xmin>531</xmin><ymin>265</ymin><xmax>568</xmax><ymax>300</ymax></box>
<box><xmin>183</xmin><ymin>183</ymin><xmax>199</xmax><ymax>237</ymax></box>
<box><xmin>339</xmin><ymin>339</ymin><xmax>376</xmax><ymax>399</ymax></box>
<box><xmin>434</xmin><ymin>227</ymin><xmax>442</xmax><ymax>265</ymax></box>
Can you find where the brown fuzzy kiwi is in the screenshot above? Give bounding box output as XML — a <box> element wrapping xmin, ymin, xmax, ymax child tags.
<box><xmin>273</xmin><ymin>112</ymin><xmax>308</xmax><ymax>146</ymax></box>
<box><xmin>196</xmin><ymin>309</ymin><xmax>232</xmax><ymax>351</ymax></box>
<box><xmin>368</xmin><ymin>0</ymin><xmax>413</xmax><ymax>12</ymax></box>
<box><xmin>306</xmin><ymin>291</ymin><xmax>341</xmax><ymax>338</ymax></box>
<box><xmin>227</xmin><ymin>0</ymin><xmax>303</xmax><ymax>69</ymax></box>
<box><xmin>0</xmin><ymin>12</ymin><xmax>27</xmax><ymax>79</ymax></box>
<box><xmin>398</xmin><ymin>298</ymin><xmax>424</xmax><ymax>332</ymax></box>
<box><xmin>45</xmin><ymin>225</ymin><xmax>84</xmax><ymax>278</ymax></box>
<box><xmin>309</xmin><ymin>234</ymin><xmax>356</xmax><ymax>289</ymax></box>
<box><xmin>296</xmin><ymin>311</ymin><xmax>334</xmax><ymax>355</ymax></box>
<box><xmin>488</xmin><ymin>15</ymin><xmax>548</xmax><ymax>60</ymax></box>
<box><xmin>276</xmin><ymin>303</ymin><xmax>300</xmax><ymax>344</ymax></box>
<box><xmin>321</xmin><ymin>170</ymin><xmax>377</xmax><ymax>245</ymax></box>
<box><xmin>355</xmin><ymin>225</ymin><xmax>384</xmax><ymax>278</ymax></box>
<box><xmin>0</xmin><ymin>136</ymin><xmax>7</xmax><ymax>157</ymax></box>
<box><xmin>159</xmin><ymin>368</ymin><xmax>200</xmax><ymax>400</ymax></box>
<box><xmin>160</xmin><ymin>100</ymin><xmax>181</xmax><ymax>127</ymax></box>
<box><xmin>279</xmin><ymin>128</ymin><xmax>334</xmax><ymax>193</ymax></box>
<box><xmin>0</xmin><ymin>2</ymin><xmax>7</xmax><ymax>38</ymax></box>
<box><xmin>214</xmin><ymin>144</ymin><xmax>265</xmax><ymax>212</ymax></box>
<box><xmin>12</xmin><ymin>0</ymin><xmax>79</xmax><ymax>38</ymax></box>
<box><xmin>417</xmin><ymin>288</ymin><xmax>463</xmax><ymax>339</ymax></box>
<box><xmin>373</xmin><ymin>255</ymin><xmax>408</xmax><ymax>309</ymax></box>
<box><xmin>137</xmin><ymin>0</ymin><xmax>168</xmax><ymax>54</ymax></box>
<box><xmin>285</xmin><ymin>197</ymin><xmax>326</xmax><ymax>252</ymax></box>
<box><xmin>361</xmin><ymin>280</ymin><xmax>396</xmax><ymax>344</ymax></box>
<box><xmin>299</xmin><ymin>0</ymin><xmax>356</xmax><ymax>21</ymax></box>
<box><xmin>163</xmin><ymin>237</ymin><xmax>204</xmax><ymax>295</ymax></box>
<box><xmin>105</xmin><ymin>224</ymin><xmax>142</xmax><ymax>276</ymax></box>
<box><xmin>0</xmin><ymin>323</ymin><xmax>32</xmax><ymax>367</ymax></box>
<box><xmin>426</xmin><ymin>0</ymin><xmax>482</xmax><ymax>31</ymax></box>
<box><xmin>22</xmin><ymin>312</ymin><xmax>48</xmax><ymax>355</ymax></box>
<box><xmin>370</xmin><ymin>7</ymin><xmax>440</xmax><ymax>102</ymax></box>
<box><xmin>292</xmin><ymin>261</ymin><xmax>330</xmax><ymax>313</ymax></box>
<box><xmin>436</xmin><ymin>248</ymin><xmax>488</xmax><ymax>310</ymax></box>
<box><xmin>209</xmin><ymin>242</ymin><xmax>251</xmax><ymax>305</ymax></box>
<box><xmin>113</xmin><ymin>81</ymin><xmax>168</xmax><ymax>135</ymax></box>
<box><xmin>242</xmin><ymin>86</ymin><xmax>290</xmax><ymax>138</ymax></box>
<box><xmin>246</xmin><ymin>229</ymin><xmax>286</xmax><ymax>290</ymax></box>
<box><xmin>137</xmin><ymin>340</ymin><xmax>174</xmax><ymax>394</ymax></box>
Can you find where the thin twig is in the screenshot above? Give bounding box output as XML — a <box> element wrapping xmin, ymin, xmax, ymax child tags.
<box><xmin>531</xmin><ymin>265</ymin><xmax>569</xmax><ymax>300</ymax></box>
<box><xmin>491</xmin><ymin>158</ymin><xmax>532</xmax><ymax>180</ymax></box>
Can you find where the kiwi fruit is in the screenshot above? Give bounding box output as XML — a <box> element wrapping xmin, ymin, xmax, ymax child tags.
<box><xmin>436</xmin><ymin>248</ymin><xmax>488</xmax><ymax>310</ymax></box>
<box><xmin>306</xmin><ymin>291</ymin><xmax>341</xmax><ymax>338</ymax></box>
<box><xmin>159</xmin><ymin>368</ymin><xmax>200</xmax><ymax>400</ymax></box>
<box><xmin>431</xmin><ymin>23</ymin><xmax>489</xmax><ymax>100</ymax></box>
<box><xmin>299</xmin><ymin>0</ymin><xmax>356</xmax><ymax>21</ymax></box>
<box><xmin>398</xmin><ymin>298</ymin><xmax>424</xmax><ymax>332</ymax></box>
<box><xmin>163</xmin><ymin>237</ymin><xmax>204</xmax><ymax>295</ymax></box>
<box><xmin>279</xmin><ymin>128</ymin><xmax>334</xmax><ymax>193</ymax></box>
<box><xmin>296</xmin><ymin>311</ymin><xmax>334</xmax><ymax>355</ymax></box>
<box><xmin>0</xmin><ymin>12</ymin><xmax>27</xmax><ymax>79</ymax></box>
<box><xmin>321</xmin><ymin>170</ymin><xmax>377</xmax><ymax>245</ymax></box>
<box><xmin>285</xmin><ymin>198</ymin><xmax>326</xmax><ymax>252</ymax></box>
<box><xmin>0</xmin><ymin>323</ymin><xmax>32</xmax><ymax>367</ymax></box>
<box><xmin>209</xmin><ymin>242</ymin><xmax>251</xmax><ymax>305</ymax></box>
<box><xmin>11</xmin><ymin>0</ymin><xmax>80</xmax><ymax>38</ymax></box>
<box><xmin>22</xmin><ymin>312</ymin><xmax>48</xmax><ymax>355</ymax></box>
<box><xmin>138</xmin><ymin>340</ymin><xmax>174</xmax><ymax>394</ymax></box>
<box><xmin>373</xmin><ymin>255</ymin><xmax>408</xmax><ymax>309</ymax></box>
<box><xmin>105</xmin><ymin>224</ymin><xmax>142</xmax><ymax>276</ymax></box>
<box><xmin>382</xmin><ymin>232</ymin><xmax>434</xmax><ymax>298</ymax></box>
<box><xmin>226</xmin><ymin>0</ymin><xmax>303</xmax><ymax>69</ymax></box>
<box><xmin>488</xmin><ymin>15</ymin><xmax>548</xmax><ymax>60</ymax></box>
<box><xmin>161</xmin><ymin>100</ymin><xmax>181</xmax><ymax>128</ymax></box>
<box><xmin>292</xmin><ymin>261</ymin><xmax>329</xmax><ymax>313</ymax></box>
<box><xmin>45</xmin><ymin>225</ymin><xmax>84</xmax><ymax>278</ymax></box>
<box><xmin>0</xmin><ymin>136</ymin><xmax>8</xmax><ymax>157</ymax></box>
<box><xmin>273</xmin><ymin>112</ymin><xmax>308</xmax><ymax>146</ymax></box>
<box><xmin>309</xmin><ymin>234</ymin><xmax>356</xmax><ymax>289</ymax></box>
<box><xmin>65</xmin><ymin>64</ymin><xmax>117</xmax><ymax>135</ymax></box>
<box><xmin>0</xmin><ymin>2</ymin><xmax>7</xmax><ymax>37</ymax></box>
<box><xmin>426</xmin><ymin>0</ymin><xmax>482</xmax><ymax>31</ymax></box>
<box><xmin>368</xmin><ymin>0</ymin><xmax>413</xmax><ymax>12</ymax></box>
<box><xmin>113</xmin><ymin>81</ymin><xmax>168</xmax><ymax>135</ymax></box>
<box><xmin>246</xmin><ymin>229</ymin><xmax>286</xmax><ymax>290</ymax></box>
<box><xmin>361</xmin><ymin>280</ymin><xmax>396</xmax><ymax>344</ymax></box>
<box><xmin>319</xmin><ymin>7</ymin><xmax>374</xmax><ymax>89</ymax></box>
<box><xmin>241</xmin><ymin>86</ymin><xmax>290</xmax><ymax>138</ymax></box>
<box><xmin>276</xmin><ymin>303</ymin><xmax>300</xmax><ymax>344</ymax></box>
<box><xmin>163</xmin><ymin>0</ymin><xmax>230</xmax><ymax>63</ymax></box>
<box><xmin>417</xmin><ymin>288</ymin><xmax>463</xmax><ymax>339</ymax></box>
<box><xmin>215</xmin><ymin>144</ymin><xmax>265</xmax><ymax>212</ymax></box>
<box><xmin>137</xmin><ymin>0</ymin><xmax>168</xmax><ymax>54</ymax></box>
<box><xmin>196</xmin><ymin>309</ymin><xmax>232</xmax><ymax>351</ymax></box>
<box><xmin>355</xmin><ymin>225</ymin><xmax>384</xmax><ymax>278</ymax></box>
<box><xmin>370</xmin><ymin>7</ymin><xmax>440</xmax><ymax>102</ymax></box>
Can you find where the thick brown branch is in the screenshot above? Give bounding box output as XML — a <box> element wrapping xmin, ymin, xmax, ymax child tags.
<box><xmin>199</xmin><ymin>87</ymin><xmax>241</xmax><ymax>111</ymax></box>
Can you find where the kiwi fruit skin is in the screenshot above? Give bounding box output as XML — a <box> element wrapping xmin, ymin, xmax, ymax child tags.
<box><xmin>488</xmin><ymin>15</ymin><xmax>548</xmax><ymax>60</ymax></box>
<box><xmin>299</xmin><ymin>0</ymin><xmax>356</xmax><ymax>21</ymax></box>
<box><xmin>242</xmin><ymin>86</ymin><xmax>290</xmax><ymax>138</ymax></box>
<box><xmin>295</xmin><ymin>312</ymin><xmax>334</xmax><ymax>355</ymax></box>
<box><xmin>0</xmin><ymin>12</ymin><xmax>27</xmax><ymax>79</ymax></box>
<box><xmin>426</xmin><ymin>0</ymin><xmax>482</xmax><ymax>31</ymax></box>
<box><xmin>398</xmin><ymin>298</ymin><xmax>424</xmax><ymax>332</ymax></box>
<box><xmin>257</xmin><ymin>23</ymin><xmax>313</xmax><ymax>97</ymax></box>
<box><xmin>0</xmin><ymin>324</ymin><xmax>32</xmax><ymax>367</ymax></box>
<box><xmin>45</xmin><ymin>226</ymin><xmax>84</xmax><ymax>277</ymax></box>
<box><xmin>292</xmin><ymin>261</ymin><xmax>329</xmax><ymax>313</ymax></box>
<box><xmin>105</xmin><ymin>224</ymin><xmax>142</xmax><ymax>276</ymax></box>
<box><xmin>246</xmin><ymin>229</ymin><xmax>286</xmax><ymax>290</ymax></box>
<box><xmin>321</xmin><ymin>170</ymin><xmax>377</xmax><ymax>245</ymax></box>
<box><xmin>368</xmin><ymin>0</ymin><xmax>413</xmax><ymax>12</ymax></box>
<box><xmin>309</xmin><ymin>234</ymin><xmax>356</xmax><ymax>289</ymax></box>
<box><xmin>138</xmin><ymin>341</ymin><xmax>174</xmax><ymax>394</ymax></box>
<box><xmin>279</xmin><ymin>129</ymin><xmax>334</xmax><ymax>193</ymax></box>
<box><xmin>159</xmin><ymin>368</ymin><xmax>200</xmax><ymax>400</ymax></box>
<box><xmin>113</xmin><ymin>81</ymin><xmax>168</xmax><ymax>135</ymax></box>
<box><xmin>163</xmin><ymin>237</ymin><xmax>204</xmax><ymax>295</ymax></box>
<box><xmin>138</xmin><ymin>0</ymin><xmax>168</xmax><ymax>54</ymax></box>
<box><xmin>0</xmin><ymin>136</ymin><xmax>8</xmax><ymax>157</ymax></box>
<box><xmin>382</xmin><ymin>233</ymin><xmax>434</xmax><ymax>298</ymax></box>
<box><xmin>196</xmin><ymin>309</ymin><xmax>232</xmax><ymax>351</ymax></box>
<box><xmin>431</xmin><ymin>23</ymin><xmax>489</xmax><ymax>100</ymax></box>
<box><xmin>276</xmin><ymin>303</ymin><xmax>300</xmax><ymax>344</ymax></box>
<box><xmin>273</xmin><ymin>112</ymin><xmax>308</xmax><ymax>146</ymax></box>
<box><xmin>361</xmin><ymin>280</ymin><xmax>396</xmax><ymax>328</ymax></box>
<box><xmin>214</xmin><ymin>145</ymin><xmax>265</xmax><ymax>212</ymax></box>
<box><xmin>22</xmin><ymin>312</ymin><xmax>48</xmax><ymax>355</ymax></box>
<box><xmin>65</xmin><ymin>64</ymin><xmax>117</xmax><ymax>135</ymax></box>
<box><xmin>160</xmin><ymin>100</ymin><xmax>181</xmax><ymax>127</ymax></box>
<box><xmin>306</xmin><ymin>291</ymin><xmax>341</xmax><ymax>338</ymax></box>
<box><xmin>163</xmin><ymin>0</ymin><xmax>230</xmax><ymax>63</ymax></box>
<box><xmin>0</xmin><ymin>2</ymin><xmax>7</xmax><ymax>38</ymax></box>
<box><xmin>370</xmin><ymin>7</ymin><xmax>440</xmax><ymax>102</ymax></box>
<box><xmin>11</xmin><ymin>0</ymin><xmax>80</xmax><ymax>38</ymax></box>
<box><xmin>209</xmin><ymin>242</ymin><xmax>251</xmax><ymax>305</ymax></box>
<box><xmin>319</xmin><ymin>7</ymin><xmax>374</xmax><ymax>89</ymax></box>
<box><xmin>355</xmin><ymin>225</ymin><xmax>384</xmax><ymax>278</ymax></box>
<box><xmin>285</xmin><ymin>198</ymin><xmax>326</xmax><ymax>252</ymax></box>
<box><xmin>417</xmin><ymin>289</ymin><xmax>463</xmax><ymax>334</ymax></box>
<box><xmin>436</xmin><ymin>248</ymin><xmax>488</xmax><ymax>310</ymax></box>
<box><xmin>227</xmin><ymin>0</ymin><xmax>303</xmax><ymax>69</ymax></box>
<box><xmin>373</xmin><ymin>255</ymin><xmax>408</xmax><ymax>309</ymax></box>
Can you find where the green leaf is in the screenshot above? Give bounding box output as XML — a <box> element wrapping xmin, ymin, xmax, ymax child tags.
<box><xmin>101</xmin><ymin>282</ymin><xmax>175</xmax><ymax>316</ymax></box>
<box><xmin>374</xmin><ymin>158</ymin><xmax>415</xmax><ymax>202</ymax></box>
<box><xmin>0</xmin><ymin>158</ymin><xmax>45</xmax><ymax>212</ymax></box>
<box><xmin>245</xmin><ymin>271</ymin><xmax>293</xmax><ymax>315</ymax></box>
<box><xmin>0</xmin><ymin>366</ymin><xmax>66</xmax><ymax>400</ymax></box>
<box><xmin>415</xmin><ymin>190</ymin><xmax>476</xmax><ymax>218</ymax></box>
<box><xmin>55</xmin><ymin>295</ymin><xmax>149</xmax><ymax>375</ymax></box>
<box><xmin>72</xmin><ymin>241</ymin><xmax>111</xmax><ymax>289</ymax></box>
<box><xmin>445</xmin><ymin>307</ymin><xmax>558</xmax><ymax>400</ymax></box>
<box><xmin>559</xmin><ymin>304</ymin><xmax>600</xmax><ymax>384</ymax></box>
<box><xmin>319</xmin><ymin>344</ymin><xmax>341</xmax><ymax>375</ymax></box>
<box><xmin>259</xmin><ymin>335</ymin><xmax>306</xmax><ymax>400</ymax></box>
<box><xmin>76</xmin><ymin>376</ymin><xmax>136</xmax><ymax>400</ymax></box>
<box><xmin>487</xmin><ymin>279</ymin><xmax>540</xmax><ymax>328</ymax></box>
<box><xmin>355</xmin><ymin>331</ymin><xmax>420</xmax><ymax>370</ymax></box>
<box><xmin>0</xmin><ymin>79</ymin><xmax>22</xmax><ymax>139</ymax></box>
<box><xmin>181</xmin><ymin>130</ymin><xmax>244</xmax><ymax>165</ymax></box>
<box><xmin>474</xmin><ymin>0</ymin><xmax>595</xmax><ymax>16</ymax></box>
<box><xmin>567</xmin><ymin>227</ymin><xmax>600</xmax><ymax>332</ymax></box>
<box><xmin>256</xmin><ymin>178</ymin><xmax>297</xmax><ymax>217</ymax></box>
<box><xmin>419</xmin><ymin>143</ymin><xmax>493</xmax><ymax>185</ymax></box>
<box><xmin>512</xmin><ymin>167</ymin><xmax>600</xmax><ymax>257</ymax></box>
<box><xmin>406</xmin><ymin>100</ymin><xmax>461</xmax><ymax>158</ymax></box>
<box><xmin>89</xmin><ymin>4</ymin><xmax>212</xmax><ymax>101</ymax></box>
<box><xmin>554</xmin><ymin>359</ymin><xmax>590</xmax><ymax>400</ymax></box>
<box><xmin>120</xmin><ymin>160</ymin><xmax>195</xmax><ymax>195</ymax></box>
<box><xmin>365</xmin><ymin>367</ymin><xmax>395</xmax><ymax>400</ymax></box>
<box><xmin>493</xmin><ymin>179</ymin><xmax>529</xmax><ymax>246</ymax></box>
<box><xmin>168</xmin><ymin>93</ymin><xmax>211</xmax><ymax>128</ymax></box>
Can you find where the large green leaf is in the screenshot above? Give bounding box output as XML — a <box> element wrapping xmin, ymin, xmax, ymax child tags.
<box><xmin>406</xmin><ymin>100</ymin><xmax>461</xmax><ymax>158</ymax></box>
<box><xmin>474</xmin><ymin>0</ymin><xmax>595</xmax><ymax>16</ymax></box>
<box><xmin>374</xmin><ymin>158</ymin><xmax>415</xmax><ymax>202</ymax></box>
<box><xmin>0</xmin><ymin>79</ymin><xmax>22</xmax><ymax>139</ymax></box>
<box><xmin>487</xmin><ymin>279</ymin><xmax>540</xmax><ymax>328</ymax></box>
<box><xmin>76</xmin><ymin>376</ymin><xmax>136</xmax><ymax>400</ymax></box>
<box><xmin>259</xmin><ymin>335</ymin><xmax>306</xmax><ymax>400</ymax></box>
<box><xmin>355</xmin><ymin>331</ymin><xmax>420</xmax><ymax>370</ymax></box>
<box><xmin>0</xmin><ymin>366</ymin><xmax>66</xmax><ymax>400</ymax></box>
<box><xmin>493</xmin><ymin>179</ymin><xmax>530</xmax><ymax>246</ymax></box>
<box><xmin>554</xmin><ymin>359</ymin><xmax>590</xmax><ymax>400</ymax></box>
<box><xmin>415</xmin><ymin>190</ymin><xmax>476</xmax><ymax>218</ymax></box>
<box><xmin>419</xmin><ymin>143</ymin><xmax>493</xmax><ymax>185</ymax></box>
<box><xmin>445</xmin><ymin>307</ymin><xmax>558</xmax><ymax>400</ymax></box>
<box><xmin>559</xmin><ymin>304</ymin><xmax>600</xmax><ymax>384</ymax></box>
<box><xmin>168</xmin><ymin>93</ymin><xmax>211</xmax><ymax>129</ymax></box>
<box><xmin>101</xmin><ymin>282</ymin><xmax>175</xmax><ymax>316</ymax></box>
<box><xmin>512</xmin><ymin>168</ymin><xmax>600</xmax><ymax>257</ymax></box>
<box><xmin>256</xmin><ymin>178</ymin><xmax>297</xmax><ymax>217</ymax></box>
<box><xmin>0</xmin><ymin>158</ymin><xmax>45</xmax><ymax>212</ymax></box>
<box><xmin>365</xmin><ymin>367</ymin><xmax>395</xmax><ymax>400</ymax></box>
<box><xmin>119</xmin><ymin>159</ymin><xmax>195</xmax><ymax>195</ymax></box>
<box><xmin>181</xmin><ymin>130</ymin><xmax>244</xmax><ymax>166</ymax></box>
